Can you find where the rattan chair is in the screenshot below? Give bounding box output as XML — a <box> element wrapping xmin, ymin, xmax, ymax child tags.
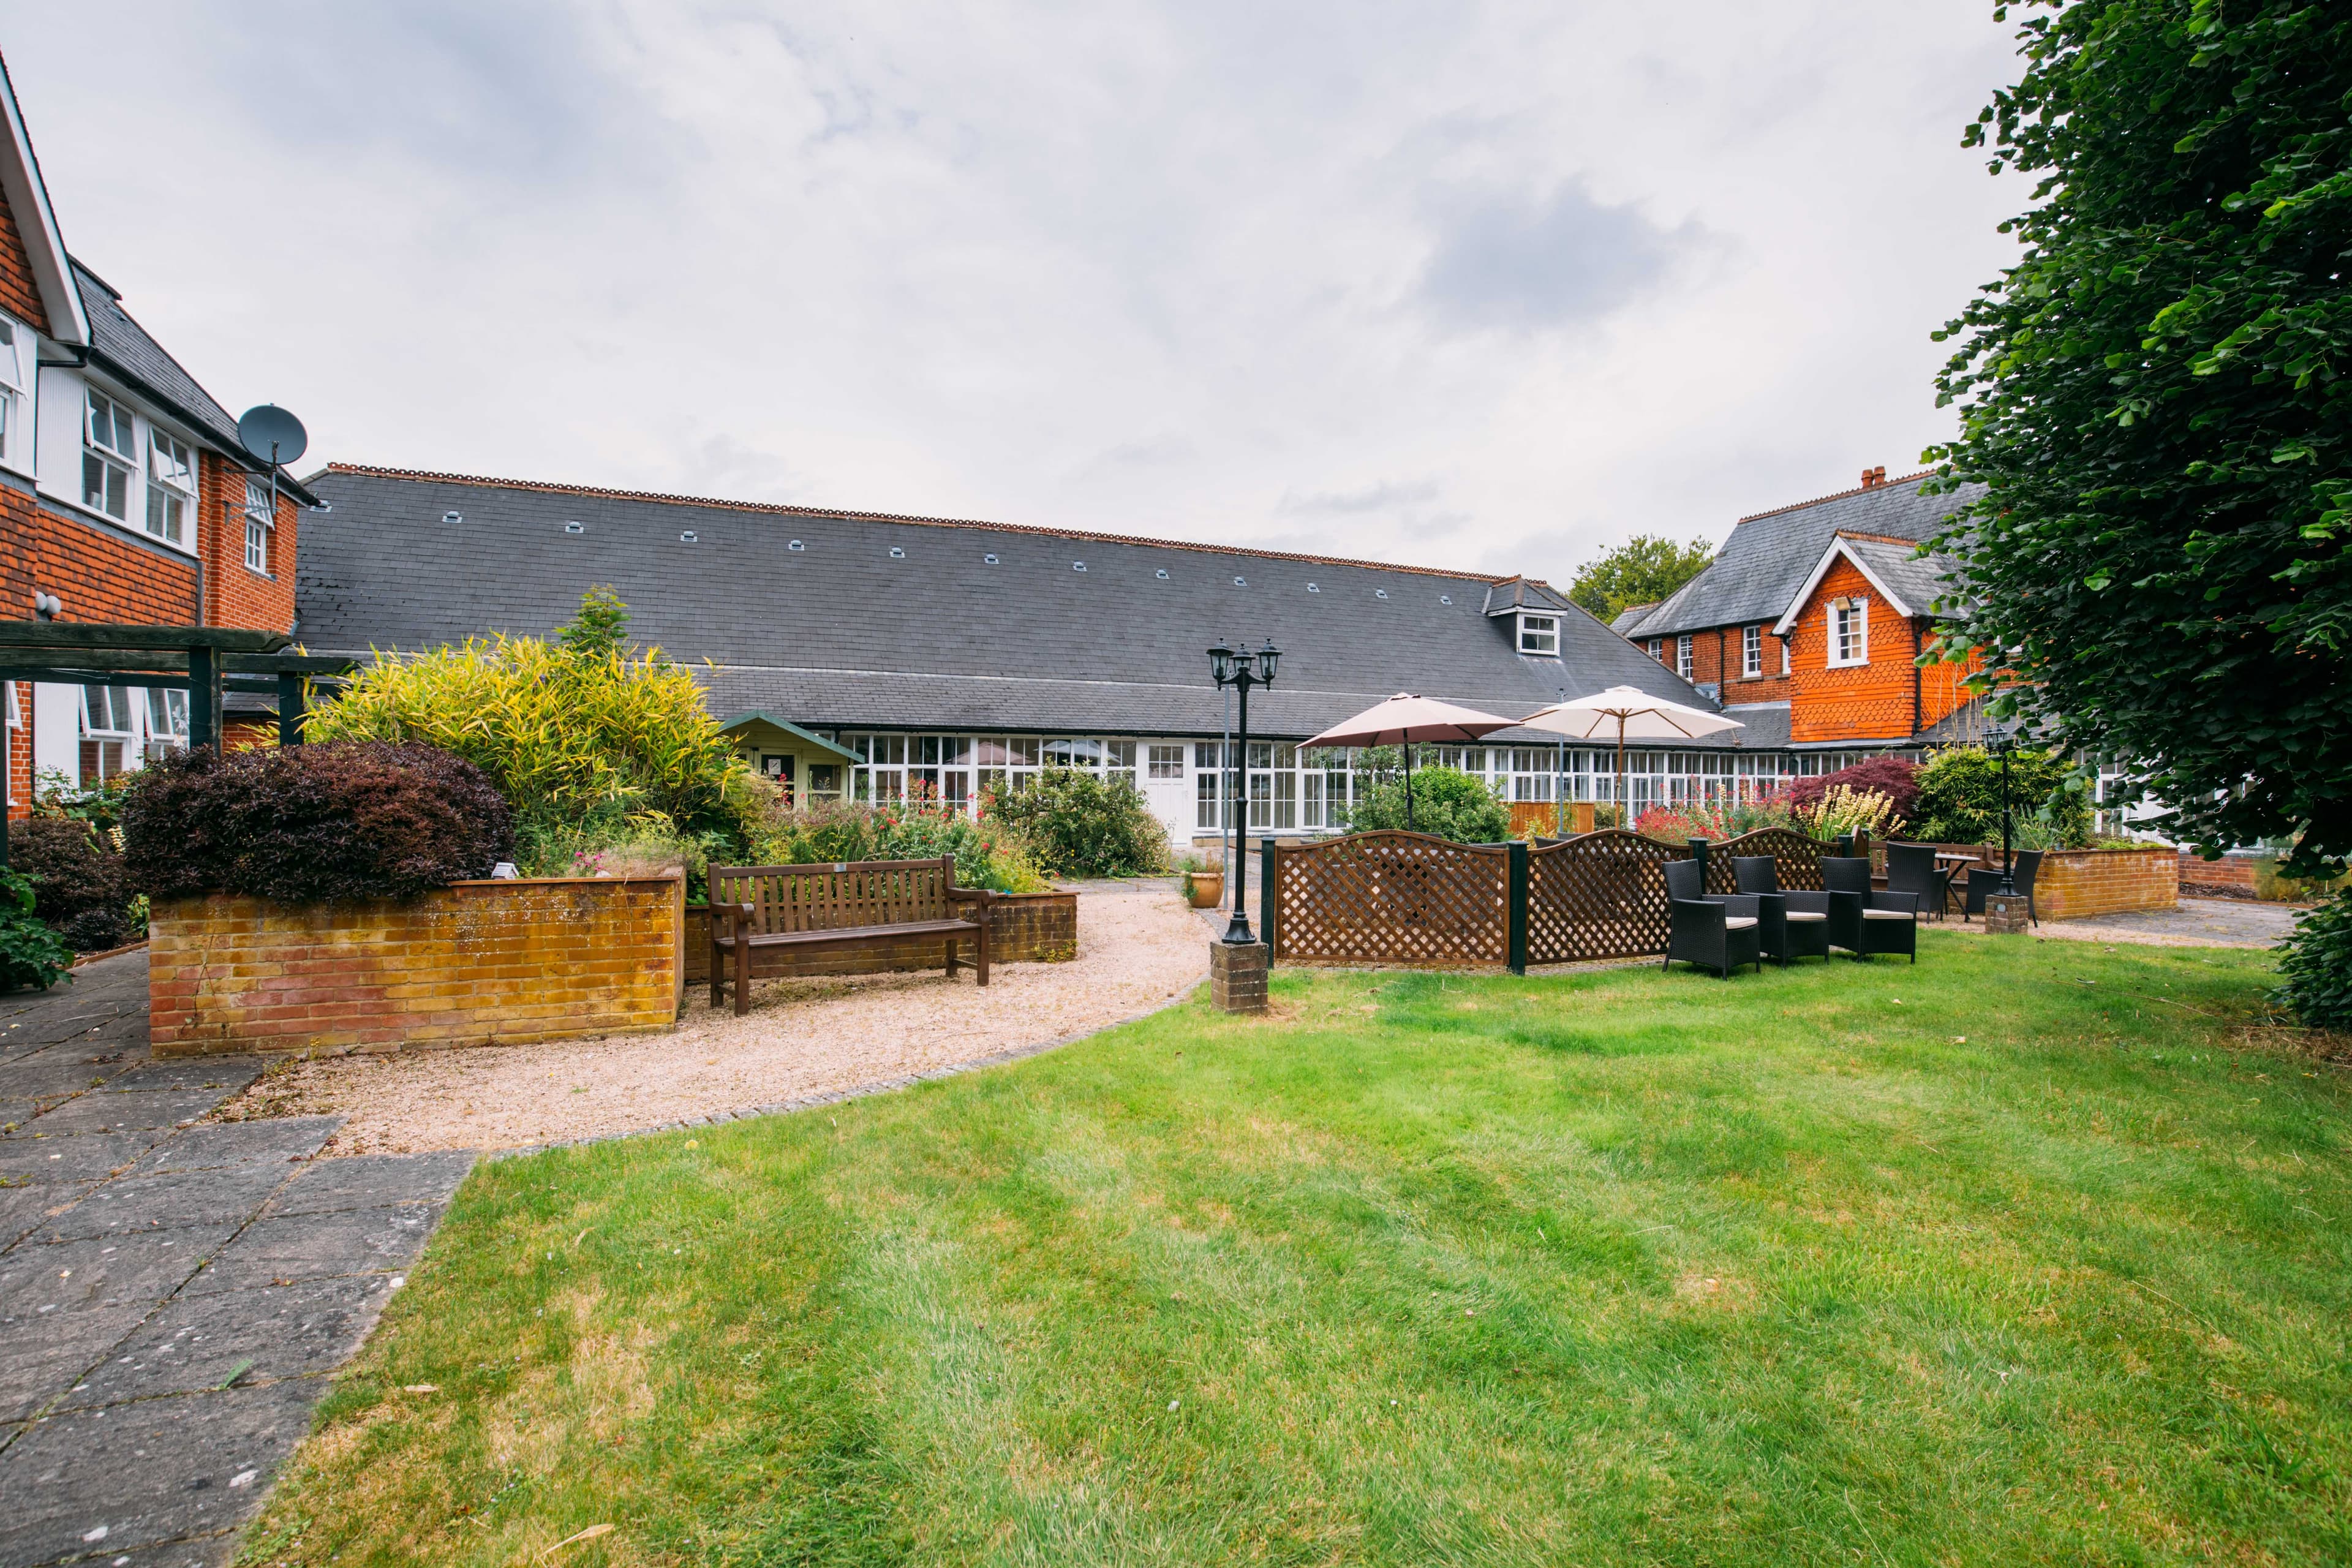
<box><xmin>1962</xmin><ymin>850</ymin><xmax>2043</xmax><ymax>926</ymax></box>
<box><xmin>1662</xmin><ymin>858</ymin><xmax>1762</xmax><ymax>978</ymax></box>
<box><xmin>1822</xmin><ymin>855</ymin><xmax>1920</xmax><ymax>962</ymax></box>
<box><xmin>1732</xmin><ymin>854</ymin><xmax>1831</xmax><ymax>965</ymax></box>
<box><xmin>1885</xmin><ymin>842</ymin><xmax>1953</xmax><ymax>922</ymax></box>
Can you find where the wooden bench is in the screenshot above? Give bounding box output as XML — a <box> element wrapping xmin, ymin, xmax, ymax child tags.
<box><xmin>708</xmin><ymin>857</ymin><xmax>995</xmax><ymax>1015</ymax></box>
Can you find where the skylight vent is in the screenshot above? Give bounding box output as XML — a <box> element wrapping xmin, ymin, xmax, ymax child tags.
<box><xmin>1073</xmin><ymin>561</ymin><xmax>1087</xmax><ymax>571</ymax></box>
<box><xmin>1375</xmin><ymin>588</ymin><xmax>1390</xmax><ymax>600</ymax></box>
<box><xmin>679</xmin><ymin>530</ymin><xmax>699</xmax><ymax>543</ymax></box>
<box><xmin>1439</xmin><ymin>594</ymin><xmax>1452</xmax><ymax>605</ymax></box>
<box><xmin>1155</xmin><ymin>569</ymin><xmax>1169</xmax><ymax>580</ymax></box>
<box><xmin>1232</xmin><ymin>575</ymin><xmax>1246</xmax><ymax>587</ymax></box>
<box><xmin>889</xmin><ymin>546</ymin><xmax>905</xmax><ymax>559</ymax></box>
<box><xmin>440</xmin><ymin>510</ymin><xmax>462</xmax><ymax>524</ymax></box>
<box><xmin>984</xmin><ymin>553</ymin><xmax>1000</xmax><ymax>564</ymax></box>
<box><xmin>564</xmin><ymin>521</ymin><xmax>585</xmax><ymax>535</ymax></box>
<box><xmin>788</xmin><ymin>539</ymin><xmax>804</xmax><ymax>551</ymax></box>
<box><xmin>1306</xmin><ymin>582</ymin><xmax>1320</xmax><ymax>593</ymax></box>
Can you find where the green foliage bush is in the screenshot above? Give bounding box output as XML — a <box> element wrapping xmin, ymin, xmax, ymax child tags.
<box><xmin>0</xmin><ymin>867</ymin><xmax>74</xmax><ymax>992</ymax></box>
<box><xmin>10</xmin><ymin>816</ymin><xmax>134</xmax><ymax>952</ymax></box>
<box><xmin>752</xmin><ymin>798</ymin><xmax>1050</xmax><ymax>895</ymax></box>
<box><xmin>1912</xmin><ymin>747</ymin><xmax>2090</xmax><ymax>848</ymax></box>
<box><xmin>309</xmin><ymin>589</ymin><xmax>756</xmax><ymax>857</ymax></box>
<box><xmin>1344</xmin><ymin>766</ymin><xmax>1512</xmax><ymax>843</ymax></box>
<box><xmin>121</xmin><ymin>742</ymin><xmax>513</xmax><ymax>904</ymax></box>
<box><xmin>2275</xmin><ymin>888</ymin><xmax>2352</xmax><ymax>1031</ymax></box>
<box><xmin>982</xmin><ymin>770</ymin><xmax>1169</xmax><ymax>878</ymax></box>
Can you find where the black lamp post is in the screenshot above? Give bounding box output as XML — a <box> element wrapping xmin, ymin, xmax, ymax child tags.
<box><xmin>1208</xmin><ymin>639</ymin><xmax>1281</xmax><ymax>944</ymax></box>
<box><xmin>1994</xmin><ymin>734</ymin><xmax>2018</xmax><ymax>895</ymax></box>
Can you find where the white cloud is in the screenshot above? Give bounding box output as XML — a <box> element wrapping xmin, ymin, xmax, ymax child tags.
<box><xmin>4</xmin><ymin>1</ymin><xmax>2022</xmax><ymax>587</ymax></box>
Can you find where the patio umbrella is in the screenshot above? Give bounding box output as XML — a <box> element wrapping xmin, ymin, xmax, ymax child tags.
<box><xmin>1518</xmin><ymin>685</ymin><xmax>1744</xmax><ymax>829</ymax></box>
<box><xmin>1302</xmin><ymin>693</ymin><xmax>1518</xmax><ymax>831</ymax></box>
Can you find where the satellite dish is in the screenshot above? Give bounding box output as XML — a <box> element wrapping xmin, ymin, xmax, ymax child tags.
<box><xmin>238</xmin><ymin>404</ymin><xmax>307</xmax><ymax>466</ymax></box>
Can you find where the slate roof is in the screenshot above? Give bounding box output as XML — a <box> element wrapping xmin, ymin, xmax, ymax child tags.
<box><xmin>1837</xmin><ymin>536</ymin><xmax>1964</xmax><ymax>620</ymax></box>
<box><xmin>296</xmin><ymin>465</ymin><xmax>1714</xmax><ymax>743</ymax></box>
<box><xmin>1623</xmin><ymin>472</ymin><xmax>1980</xmax><ymax>640</ymax></box>
<box><xmin>1609</xmin><ymin>603</ymin><xmax>1659</xmax><ymax>636</ymax></box>
<box><xmin>70</xmin><ymin>259</ymin><xmax>317</xmax><ymax>505</ymax></box>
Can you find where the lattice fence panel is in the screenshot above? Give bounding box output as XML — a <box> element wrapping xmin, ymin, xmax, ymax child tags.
<box><xmin>1272</xmin><ymin>832</ymin><xmax>1510</xmax><ymax>968</ymax></box>
<box><xmin>1711</xmin><ymin>828</ymin><xmax>1830</xmax><ymax>892</ymax></box>
<box><xmin>1526</xmin><ymin>830</ymin><xmax>1692</xmax><ymax>964</ymax></box>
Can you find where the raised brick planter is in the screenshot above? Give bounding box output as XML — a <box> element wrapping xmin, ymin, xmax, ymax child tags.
<box><xmin>149</xmin><ymin>875</ymin><xmax>685</xmax><ymax>1057</ymax></box>
<box><xmin>1925</xmin><ymin>843</ymin><xmax>2177</xmax><ymax>921</ymax></box>
<box><xmin>680</xmin><ymin>888</ymin><xmax>1079</xmax><ymax>984</ymax></box>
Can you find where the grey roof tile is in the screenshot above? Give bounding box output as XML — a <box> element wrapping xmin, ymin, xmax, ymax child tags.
<box><xmin>296</xmin><ymin>466</ymin><xmax>1713</xmax><ymax>741</ymax></box>
<box><xmin>1626</xmin><ymin>473</ymin><xmax>1981</xmax><ymax>639</ymax></box>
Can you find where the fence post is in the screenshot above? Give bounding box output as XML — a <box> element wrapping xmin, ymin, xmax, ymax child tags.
<box><xmin>1260</xmin><ymin>838</ymin><xmax>1280</xmax><ymax>966</ymax></box>
<box><xmin>1506</xmin><ymin>840</ymin><xmax>1528</xmax><ymax>976</ymax></box>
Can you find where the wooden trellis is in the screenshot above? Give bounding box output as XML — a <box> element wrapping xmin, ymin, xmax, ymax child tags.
<box><xmin>1263</xmin><ymin>827</ymin><xmax>1843</xmax><ymax>971</ymax></box>
<box><xmin>1264</xmin><ymin>831</ymin><xmax>1510</xmax><ymax>968</ymax></box>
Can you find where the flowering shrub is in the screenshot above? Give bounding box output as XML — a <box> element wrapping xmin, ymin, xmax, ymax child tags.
<box><xmin>1795</xmin><ymin>784</ymin><xmax>1901</xmax><ymax>842</ymax></box>
<box><xmin>752</xmin><ymin>796</ymin><xmax>1050</xmax><ymax>894</ymax></box>
<box><xmin>1634</xmin><ymin>790</ymin><xmax>1801</xmax><ymax>842</ymax></box>
<box><xmin>982</xmin><ymin>770</ymin><xmax>1169</xmax><ymax>878</ymax></box>
<box><xmin>1789</xmin><ymin>756</ymin><xmax>1921</xmax><ymax>824</ymax></box>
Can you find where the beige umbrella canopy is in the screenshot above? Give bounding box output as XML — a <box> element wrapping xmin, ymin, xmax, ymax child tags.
<box><xmin>1303</xmin><ymin>693</ymin><xmax>1519</xmax><ymax>832</ymax></box>
<box><xmin>1517</xmin><ymin>685</ymin><xmax>1744</xmax><ymax>825</ymax></box>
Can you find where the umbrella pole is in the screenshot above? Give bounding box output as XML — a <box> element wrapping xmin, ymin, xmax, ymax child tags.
<box><xmin>1616</xmin><ymin>720</ymin><xmax>1628</xmax><ymax>830</ymax></box>
<box><xmin>1404</xmin><ymin>741</ymin><xmax>1414</xmax><ymax>832</ymax></box>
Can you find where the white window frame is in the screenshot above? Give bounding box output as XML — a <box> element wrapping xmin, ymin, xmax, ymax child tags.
<box><xmin>145</xmin><ymin>686</ymin><xmax>189</xmax><ymax>753</ymax></box>
<box><xmin>0</xmin><ymin>317</ymin><xmax>22</xmax><ymax>466</ymax></box>
<box><xmin>1675</xmin><ymin>635</ymin><xmax>1693</xmax><ymax>679</ymax></box>
<box><xmin>1518</xmin><ymin>612</ymin><xmax>1559</xmax><ymax>656</ymax></box>
<box><xmin>1828</xmin><ymin>597</ymin><xmax>1869</xmax><ymax>668</ymax></box>
<box><xmin>83</xmin><ymin>388</ymin><xmax>138</xmax><ymax>522</ymax></box>
<box><xmin>1781</xmin><ymin>635</ymin><xmax>1792</xmax><ymax>676</ymax></box>
<box><xmin>146</xmin><ymin>427</ymin><xmax>196</xmax><ymax>548</ymax></box>
<box><xmin>1147</xmin><ymin>743</ymin><xmax>1185</xmax><ymax>780</ymax></box>
<box><xmin>1647</xmin><ymin>638</ymin><xmax>1664</xmax><ymax>663</ymax></box>
<box><xmin>243</xmin><ymin>476</ymin><xmax>275</xmax><ymax>573</ymax></box>
<box><xmin>1742</xmin><ymin>625</ymin><xmax>1762</xmax><ymax>679</ymax></box>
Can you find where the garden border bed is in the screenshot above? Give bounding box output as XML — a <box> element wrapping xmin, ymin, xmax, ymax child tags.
<box><xmin>680</xmin><ymin>886</ymin><xmax>1079</xmax><ymax>984</ymax></box>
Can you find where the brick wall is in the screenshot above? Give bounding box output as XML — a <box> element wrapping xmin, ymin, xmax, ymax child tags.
<box><xmin>0</xmin><ymin>179</ymin><xmax>52</xmax><ymax>333</ymax></box>
<box><xmin>195</xmin><ymin>454</ymin><xmax>299</xmax><ymax>631</ymax></box>
<box><xmin>1788</xmin><ymin>558</ymin><xmax>1925</xmax><ymax>743</ymax></box>
<box><xmin>1</xmin><ymin>483</ymin><xmax>202</xmax><ymax>630</ymax></box>
<box><xmin>682</xmin><ymin>889</ymin><xmax>1079</xmax><ymax>984</ymax></box>
<box><xmin>148</xmin><ymin>876</ymin><xmax>683</xmax><ymax>1057</ymax></box>
<box><xmin>2179</xmin><ymin>849</ymin><xmax>2352</xmax><ymax>902</ymax></box>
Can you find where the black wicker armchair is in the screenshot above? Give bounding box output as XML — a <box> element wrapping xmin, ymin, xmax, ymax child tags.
<box><xmin>1732</xmin><ymin>855</ymin><xmax>1832</xmax><ymax>965</ymax></box>
<box><xmin>1885</xmin><ymin>842</ymin><xmax>1954</xmax><ymax>922</ymax></box>
<box><xmin>1822</xmin><ymin>856</ymin><xmax>1920</xmax><ymax>962</ymax></box>
<box><xmin>1662</xmin><ymin>858</ymin><xmax>1762</xmax><ymax>978</ymax></box>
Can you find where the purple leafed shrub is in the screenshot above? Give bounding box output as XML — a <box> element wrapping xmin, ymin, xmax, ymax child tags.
<box><xmin>1788</xmin><ymin>756</ymin><xmax>1921</xmax><ymax>826</ymax></box>
<box><xmin>122</xmin><ymin>742</ymin><xmax>514</xmax><ymax>904</ymax></box>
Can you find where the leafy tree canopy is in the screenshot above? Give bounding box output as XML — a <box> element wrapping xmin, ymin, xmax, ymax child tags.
<box><xmin>1924</xmin><ymin>0</ymin><xmax>2351</xmax><ymax>873</ymax></box>
<box><xmin>1567</xmin><ymin>535</ymin><xmax>1716</xmax><ymax>620</ymax></box>
<box><xmin>557</xmin><ymin>586</ymin><xmax>633</xmax><ymax>661</ymax></box>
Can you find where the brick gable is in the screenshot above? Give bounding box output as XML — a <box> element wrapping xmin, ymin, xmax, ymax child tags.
<box><xmin>0</xmin><ymin>172</ymin><xmax>50</xmax><ymax>333</ymax></box>
<box><xmin>1787</xmin><ymin>557</ymin><xmax>1923</xmax><ymax>742</ymax></box>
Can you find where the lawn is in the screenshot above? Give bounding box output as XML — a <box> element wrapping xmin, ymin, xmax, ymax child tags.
<box><xmin>241</xmin><ymin>932</ymin><xmax>2352</xmax><ymax>1566</ymax></box>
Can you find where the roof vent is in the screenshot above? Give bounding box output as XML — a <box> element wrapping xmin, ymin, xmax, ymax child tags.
<box><xmin>889</xmin><ymin>546</ymin><xmax>905</xmax><ymax>559</ymax></box>
<box><xmin>1155</xmin><ymin>568</ymin><xmax>1169</xmax><ymax>580</ymax></box>
<box><xmin>1439</xmin><ymin>594</ymin><xmax>1452</xmax><ymax>605</ymax></box>
<box><xmin>679</xmin><ymin>530</ymin><xmax>699</xmax><ymax>543</ymax></box>
<box><xmin>1306</xmin><ymin>582</ymin><xmax>1320</xmax><ymax>593</ymax></box>
<box><xmin>1232</xmin><ymin>575</ymin><xmax>1246</xmax><ymax>587</ymax></box>
<box><xmin>1073</xmin><ymin>561</ymin><xmax>1087</xmax><ymax>571</ymax></box>
<box><xmin>1375</xmin><ymin>588</ymin><xmax>1390</xmax><ymax>600</ymax></box>
<box><xmin>788</xmin><ymin>539</ymin><xmax>804</xmax><ymax>551</ymax></box>
<box><xmin>984</xmin><ymin>552</ymin><xmax>1000</xmax><ymax>564</ymax></box>
<box><xmin>440</xmin><ymin>510</ymin><xmax>462</xmax><ymax>524</ymax></box>
<box><xmin>564</xmin><ymin>521</ymin><xmax>585</xmax><ymax>535</ymax></box>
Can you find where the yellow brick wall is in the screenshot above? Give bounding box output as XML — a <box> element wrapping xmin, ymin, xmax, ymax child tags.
<box><xmin>2032</xmin><ymin>847</ymin><xmax>2178</xmax><ymax>921</ymax></box>
<box><xmin>149</xmin><ymin>876</ymin><xmax>682</xmax><ymax>1057</ymax></box>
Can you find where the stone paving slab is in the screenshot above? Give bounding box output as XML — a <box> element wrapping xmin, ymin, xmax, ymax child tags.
<box><xmin>0</xmin><ymin>1186</ymin><xmax>90</xmax><ymax>1252</ymax></box>
<box><xmin>97</xmin><ymin>1060</ymin><xmax>266</xmax><ymax>1097</ymax></box>
<box><xmin>265</xmin><ymin>1150</ymin><xmax>475</xmax><ymax>1217</ymax></box>
<box><xmin>0</xmin><ymin>1228</ymin><xmax>236</xmax><ymax>1425</ymax></box>
<box><xmin>0</xmin><ymin>1101</ymin><xmax>34</xmax><ymax>1133</ymax></box>
<box><xmin>6</xmin><ymin>1090</ymin><xmax>221</xmax><ymax>1139</ymax></box>
<box><xmin>56</xmin><ymin>1275</ymin><xmax>396</xmax><ymax>1412</ymax></box>
<box><xmin>132</xmin><ymin>1118</ymin><xmax>339</xmax><ymax>1177</ymax></box>
<box><xmin>0</xmin><ymin>1062</ymin><xmax>133</xmax><ymax>1104</ymax></box>
<box><xmin>43</xmin><ymin>1165</ymin><xmax>293</xmax><ymax>1243</ymax></box>
<box><xmin>0</xmin><ymin>1378</ymin><xmax>317</xmax><ymax>1568</ymax></box>
<box><xmin>184</xmin><ymin>1206</ymin><xmax>439</xmax><ymax>1297</ymax></box>
<box><xmin>0</xmin><ymin>1132</ymin><xmax>170</xmax><ymax>1186</ymax></box>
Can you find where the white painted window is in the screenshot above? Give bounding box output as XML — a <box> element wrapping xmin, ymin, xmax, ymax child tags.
<box><xmin>1147</xmin><ymin>743</ymin><xmax>1185</xmax><ymax>779</ymax></box>
<box><xmin>146</xmin><ymin>687</ymin><xmax>189</xmax><ymax>749</ymax></box>
<box><xmin>0</xmin><ymin>318</ymin><xmax>21</xmax><ymax>464</ymax></box>
<box><xmin>146</xmin><ymin>429</ymin><xmax>195</xmax><ymax>547</ymax></box>
<box><xmin>1781</xmin><ymin>635</ymin><xmax>1792</xmax><ymax>675</ymax></box>
<box><xmin>83</xmin><ymin>684</ymin><xmax>137</xmax><ymax>783</ymax></box>
<box><xmin>1648</xmin><ymin>638</ymin><xmax>1664</xmax><ymax>663</ymax></box>
<box><xmin>1675</xmin><ymin>635</ymin><xmax>1693</xmax><ymax>679</ymax></box>
<box><xmin>1743</xmin><ymin>625</ymin><xmax>1762</xmax><ymax>678</ymax></box>
<box><xmin>244</xmin><ymin>477</ymin><xmax>274</xmax><ymax>573</ymax></box>
<box><xmin>1518</xmin><ymin>612</ymin><xmax>1558</xmax><ymax>655</ymax></box>
<box><xmin>1104</xmin><ymin>738</ymin><xmax>1136</xmax><ymax>786</ymax></box>
<box><xmin>84</xmin><ymin>390</ymin><xmax>137</xmax><ymax>521</ymax></box>
<box><xmin>1829</xmin><ymin>597</ymin><xmax>1869</xmax><ymax>667</ymax></box>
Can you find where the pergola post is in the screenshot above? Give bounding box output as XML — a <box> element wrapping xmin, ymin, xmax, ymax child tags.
<box><xmin>277</xmin><ymin>671</ymin><xmax>306</xmax><ymax>747</ymax></box>
<box><xmin>187</xmin><ymin>646</ymin><xmax>218</xmax><ymax>750</ymax></box>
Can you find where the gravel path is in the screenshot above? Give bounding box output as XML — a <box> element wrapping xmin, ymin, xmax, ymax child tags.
<box><xmin>225</xmin><ymin>883</ymin><xmax>1208</xmax><ymax>1158</ymax></box>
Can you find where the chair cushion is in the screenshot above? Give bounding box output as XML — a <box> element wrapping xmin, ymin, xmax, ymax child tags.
<box><xmin>1784</xmin><ymin>910</ymin><xmax>1827</xmax><ymax>921</ymax></box>
<box><xmin>1724</xmin><ymin>916</ymin><xmax>1758</xmax><ymax>930</ymax></box>
<box><xmin>1861</xmin><ymin>908</ymin><xmax>1913</xmax><ymax>921</ymax></box>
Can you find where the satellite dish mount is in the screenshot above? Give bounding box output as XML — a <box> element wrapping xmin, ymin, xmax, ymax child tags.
<box><xmin>237</xmin><ymin>404</ymin><xmax>308</xmax><ymax>522</ymax></box>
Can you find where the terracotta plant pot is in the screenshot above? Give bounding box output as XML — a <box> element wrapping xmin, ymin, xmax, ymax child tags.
<box><xmin>1186</xmin><ymin>872</ymin><xmax>1224</xmax><ymax>908</ymax></box>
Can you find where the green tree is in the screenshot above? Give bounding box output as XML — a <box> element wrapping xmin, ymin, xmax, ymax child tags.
<box><xmin>1923</xmin><ymin>1</ymin><xmax>2351</xmax><ymax>874</ymax></box>
<box><xmin>1567</xmin><ymin>535</ymin><xmax>1716</xmax><ymax>620</ymax></box>
<box><xmin>557</xmin><ymin>586</ymin><xmax>633</xmax><ymax>661</ymax></box>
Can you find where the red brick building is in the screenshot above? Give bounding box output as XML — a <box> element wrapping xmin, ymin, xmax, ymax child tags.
<box><xmin>0</xmin><ymin>53</ymin><xmax>314</xmax><ymax>814</ymax></box>
<box><xmin>1615</xmin><ymin>467</ymin><xmax>1991</xmax><ymax>771</ymax></box>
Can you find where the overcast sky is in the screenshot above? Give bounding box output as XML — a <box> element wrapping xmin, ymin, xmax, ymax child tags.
<box><xmin>4</xmin><ymin>2</ymin><xmax>2022</xmax><ymax>581</ymax></box>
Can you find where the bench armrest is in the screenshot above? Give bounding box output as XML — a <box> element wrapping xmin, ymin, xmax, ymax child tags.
<box><xmin>946</xmin><ymin>886</ymin><xmax>997</xmax><ymax>922</ymax></box>
<box><xmin>711</xmin><ymin>900</ymin><xmax>757</xmax><ymax>936</ymax></box>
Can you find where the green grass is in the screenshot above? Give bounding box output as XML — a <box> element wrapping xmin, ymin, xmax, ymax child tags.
<box><xmin>242</xmin><ymin>933</ymin><xmax>2352</xmax><ymax>1566</ymax></box>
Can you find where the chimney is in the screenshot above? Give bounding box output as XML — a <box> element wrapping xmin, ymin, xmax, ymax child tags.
<box><xmin>1859</xmin><ymin>466</ymin><xmax>1888</xmax><ymax>489</ymax></box>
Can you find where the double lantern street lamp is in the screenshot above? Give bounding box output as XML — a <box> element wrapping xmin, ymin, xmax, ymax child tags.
<box><xmin>1207</xmin><ymin>639</ymin><xmax>1281</xmax><ymax>945</ymax></box>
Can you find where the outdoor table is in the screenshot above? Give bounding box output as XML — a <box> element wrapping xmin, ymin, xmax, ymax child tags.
<box><xmin>1934</xmin><ymin>852</ymin><xmax>1981</xmax><ymax>914</ymax></box>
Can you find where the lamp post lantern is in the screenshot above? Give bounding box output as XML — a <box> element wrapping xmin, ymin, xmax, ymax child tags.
<box><xmin>1208</xmin><ymin>638</ymin><xmax>1280</xmax><ymax>944</ymax></box>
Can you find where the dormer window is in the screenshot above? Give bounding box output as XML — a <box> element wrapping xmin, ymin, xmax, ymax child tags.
<box><xmin>1828</xmin><ymin>596</ymin><xmax>1869</xmax><ymax>667</ymax></box>
<box><xmin>1518</xmin><ymin>612</ymin><xmax>1558</xmax><ymax>655</ymax></box>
